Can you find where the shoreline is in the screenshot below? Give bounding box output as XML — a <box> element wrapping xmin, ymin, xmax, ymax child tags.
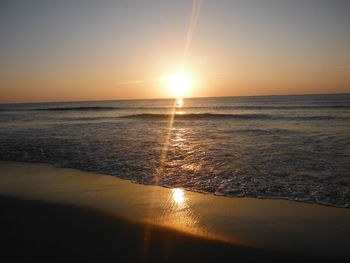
<box><xmin>1</xmin><ymin>161</ymin><xmax>350</xmax><ymax>261</ymax></box>
<box><xmin>2</xmin><ymin>159</ymin><xmax>348</xmax><ymax>210</ymax></box>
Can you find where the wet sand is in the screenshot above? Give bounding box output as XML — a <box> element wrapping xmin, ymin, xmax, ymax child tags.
<box><xmin>1</xmin><ymin>195</ymin><xmax>319</xmax><ymax>263</ymax></box>
<box><xmin>1</xmin><ymin>161</ymin><xmax>350</xmax><ymax>262</ymax></box>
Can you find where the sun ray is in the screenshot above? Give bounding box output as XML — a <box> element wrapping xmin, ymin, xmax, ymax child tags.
<box><xmin>183</xmin><ymin>0</ymin><xmax>203</xmax><ymax>68</ymax></box>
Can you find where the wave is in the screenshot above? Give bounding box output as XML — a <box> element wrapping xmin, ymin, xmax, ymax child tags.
<box><xmin>130</xmin><ymin>105</ymin><xmax>350</xmax><ymax>110</ymax></box>
<box><xmin>2</xmin><ymin>104</ymin><xmax>350</xmax><ymax>112</ymax></box>
<box><xmin>122</xmin><ymin>113</ymin><xmax>273</xmax><ymax>120</ymax></box>
<box><xmin>231</xmin><ymin>128</ymin><xmax>298</xmax><ymax>135</ymax></box>
<box><xmin>121</xmin><ymin>113</ymin><xmax>350</xmax><ymax>121</ymax></box>
<box><xmin>38</xmin><ymin>106</ymin><xmax>122</xmax><ymax>111</ymax></box>
<box><xmin>0</xmin><ymin>106</ymin><xmax>122</xmax><ymax>112</ymax></box>
<box><xmin>233</xmin><ymin>105</ymin><xmax>350</xmax><ymax>110</ymax></box>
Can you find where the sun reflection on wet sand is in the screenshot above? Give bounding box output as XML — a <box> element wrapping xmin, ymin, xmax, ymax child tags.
<box><xmin>173</xmin><ymin>188</ymin><xmax>186</xmax><ymax>206</ymax></box>
<box><xmin>151</xmin><ymin>187</ymin><xmax>208</xmax><ymax>237</ymax></box>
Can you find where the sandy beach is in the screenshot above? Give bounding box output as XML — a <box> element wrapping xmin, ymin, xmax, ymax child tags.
<box><xmin>1</xmin><ymin>161</ymin><xmax>350</xmax><ymax>262</ymax></box>
<box><xmin>1</xmin><ymin>195</ymin><xmax>317</xmax><ymax>263</ymax></box>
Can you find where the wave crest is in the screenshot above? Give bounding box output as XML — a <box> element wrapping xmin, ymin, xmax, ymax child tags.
<box><xmin>122</xmin><ymin>113</ymin><xmax>272</xmax><ymax>120</ymax></box>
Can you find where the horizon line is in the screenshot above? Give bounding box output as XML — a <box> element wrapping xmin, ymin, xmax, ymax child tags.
<box><xmin>1</xmin><ymin>92</ymin><xmax>349</xmax><ymax>105</ymax></box>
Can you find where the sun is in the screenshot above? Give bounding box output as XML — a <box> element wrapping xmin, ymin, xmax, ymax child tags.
<box><xmin>166</xmin><ymin>73</ymin><xmax>191</xmax><ymax>98</ymax></box>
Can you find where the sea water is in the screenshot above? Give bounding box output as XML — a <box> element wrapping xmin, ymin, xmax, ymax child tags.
<box><xmin>1</xmin><ymin>94</ymin><xmax>349</xmax><ymax>207</ymax></box>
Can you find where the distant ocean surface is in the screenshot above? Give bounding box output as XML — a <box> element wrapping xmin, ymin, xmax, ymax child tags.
<box><xmin>1</xmin><ymin>94</ymin><xmax>350</xmax><ymax>208</ymax></box>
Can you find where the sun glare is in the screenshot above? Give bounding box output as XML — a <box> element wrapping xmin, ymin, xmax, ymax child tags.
<box><xmin>166</xmin><ymin>73</ymin><xmax>191</xmax><ymax>98</ymax></box>
<box><xmin>172</xmin><ymin>188</ymin><xmax>185</xmax><ymax>205</ymax></box>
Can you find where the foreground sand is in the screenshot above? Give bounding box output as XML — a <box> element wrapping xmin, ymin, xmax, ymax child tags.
<box><xmin>1</xmin><ymin>161</ymin><xmax>350</xmax><ymax>262</ymax></box>
<box><xmin>1</xmin><ymin>195</ymin><xmax>319</xmax><ymax>263</ymax></box>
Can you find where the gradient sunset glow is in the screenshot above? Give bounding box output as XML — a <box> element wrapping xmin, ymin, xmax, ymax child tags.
<box><xmin>0</xmin><ymin>0</ymin><xmax>349</xmax><ymax>103</ymax></box>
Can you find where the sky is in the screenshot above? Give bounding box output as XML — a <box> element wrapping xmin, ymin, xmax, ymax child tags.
<box><xmin>0</xmin><ymin>0</ymin><xmax>349</xmax><ymax>103</ymax></box>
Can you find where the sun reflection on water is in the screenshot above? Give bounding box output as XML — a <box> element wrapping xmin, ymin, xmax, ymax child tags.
<box><xmin>152</xmin><ymin>97</ymin><xmax>205</xmax><ymax>235</ymax></box>
<box><xmin>176</xmin><ymin>97</ymin><xmax>184</xmax><ymax>108</ymax></box>
<box><xmin>141</xmin><ymin>96</ymin><xmax>214</xmax><ymax>248</ymax></box>
<box><xmin>175</xmin><ymin>98</ymin><xmax>185</xmax><ymax>115</ymax></box>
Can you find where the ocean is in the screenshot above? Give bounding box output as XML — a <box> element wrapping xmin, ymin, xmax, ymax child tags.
<box><xmin>1</xmin><ymin>94</ymin><xmax>349</xmax><ymax>208</ymax></box>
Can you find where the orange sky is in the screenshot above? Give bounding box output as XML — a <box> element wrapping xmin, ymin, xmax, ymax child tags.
<box><xmin>0</xmin><ymin>0</ymin><xmax>349</xmax><ymax>103</ymax></box>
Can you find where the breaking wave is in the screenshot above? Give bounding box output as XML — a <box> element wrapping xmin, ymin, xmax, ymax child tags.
<box><xmin>121</xmin><ymin>113</ymin><xmax>350</xmax><ymax>121</ymax></box>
